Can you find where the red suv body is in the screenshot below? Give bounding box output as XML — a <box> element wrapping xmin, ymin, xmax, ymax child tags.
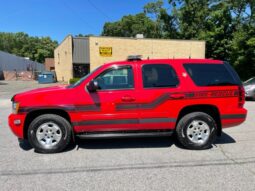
<box><xmin>8</xmin><ymin>59</ymin><xmax>247</xmax><ymax>153</ymax></box>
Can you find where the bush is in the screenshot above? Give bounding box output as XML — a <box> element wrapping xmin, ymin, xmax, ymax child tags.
<box><xmin>69</xmin><ymin>78</ymin><xmax>80</xmax><ymax>84</ymax></box>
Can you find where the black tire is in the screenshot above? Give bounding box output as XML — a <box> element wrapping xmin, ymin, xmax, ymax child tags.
<box><xmin>176</xmin><ymin>112</ymin><xmax>217</xmax><ymax>150</ymax></box>
<box><xmin>27</xmin><ymin>114</ymin><xmax>72</xmax><ymax>153</ymax></box>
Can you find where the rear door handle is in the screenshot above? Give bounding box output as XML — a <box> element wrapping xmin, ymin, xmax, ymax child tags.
<box><xmin>170</xmin><ymin>93</ymin><xmax>185</xmax><ymax>99</ymax></box>
<box><xmin>121</xmin><ymin>96</ymin><xmax>136</xmax><ymax>102</ymax></box>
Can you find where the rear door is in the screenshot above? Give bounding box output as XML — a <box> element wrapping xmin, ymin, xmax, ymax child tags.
<box><xmin>135</xmin><ymin>62</ymin><xmax>181</xmax><ymax>130</ymax></box>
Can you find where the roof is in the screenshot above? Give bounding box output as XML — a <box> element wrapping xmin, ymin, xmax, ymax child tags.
<box><xmin>104</xmin><ymin>59</ymin><xmax>223</xmax><ymax>66</ymax></box>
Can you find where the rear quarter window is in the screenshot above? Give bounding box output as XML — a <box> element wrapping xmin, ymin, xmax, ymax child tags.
<box><xmin>183</xmin><ymin>63</ymin><xmax>240</xmax><ymax>86</ymax></box>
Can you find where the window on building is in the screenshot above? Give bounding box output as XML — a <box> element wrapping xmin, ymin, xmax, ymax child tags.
<box><xmin>142</xmin><ymin>64</ymin><xmax>179</xmax><ymax>88</ymax></box>
<box><xmin>73</xmin><ymin>64</ymin><xmax>90</xmax><ymax>78</ymax></box>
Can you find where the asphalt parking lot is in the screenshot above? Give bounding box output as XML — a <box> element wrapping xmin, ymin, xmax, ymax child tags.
<box><xmin>1</xmin><ymin>81</ymin><xmax>255</xmax><ymax>191</ymax></box>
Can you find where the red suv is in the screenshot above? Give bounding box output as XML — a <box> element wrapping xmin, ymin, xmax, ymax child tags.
<box><xmin>9</xmin><ymin>58</ymin><xmax>247</xmax><ymax>153</ymax></box>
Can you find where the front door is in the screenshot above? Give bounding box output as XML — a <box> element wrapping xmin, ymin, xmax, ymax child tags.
<box><xmin>77</xmin><ymin>64</ymin><xmax>140</xmax><ymax>132</ymax></box>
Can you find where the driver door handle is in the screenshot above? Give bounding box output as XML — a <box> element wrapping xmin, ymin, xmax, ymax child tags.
<box><xmin>121</xmin><ymin>96</ymin><xmax>136</xmax><ymax>102</ymax></box>
<box><xmin>170</xmin><ymin>93</ymin><xmax>185</xmax><ymax>99</ymax></box>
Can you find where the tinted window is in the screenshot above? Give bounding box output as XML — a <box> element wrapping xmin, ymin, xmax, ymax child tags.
<box><xmin>184</xmin><ymin>63</ymin><xmax>238</xmax><ymax>86</ymax></box>
<box><xmin>142</xmin><ymin>64</ymin><xmax>179</xmax><ymax>88</ymax></box>
<box><xmin>95</xmin><ymin>66</ymin><xmax>134</xmax><ymax>90</ymax></box>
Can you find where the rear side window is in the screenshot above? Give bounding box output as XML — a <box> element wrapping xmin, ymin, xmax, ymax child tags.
<box><xmin>184</xmin><ymin>63</ymin><xmax>239</xmax><ymax>86</ymax></box>
<box><xmin>142</xmin><ymin>64</ymin><xmax>179</xmax><ymax>88</ymax></box>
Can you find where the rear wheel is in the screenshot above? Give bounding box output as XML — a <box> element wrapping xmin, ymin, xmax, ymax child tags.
<box><xmin>176</xmin><ymin>112</ymin><xmax>217</xmax><ymax>150</ymax></box>
<box><xmin>27</xmin><ymin>114</ymin><xmax>72</xmax><ymax>153</ymax></box>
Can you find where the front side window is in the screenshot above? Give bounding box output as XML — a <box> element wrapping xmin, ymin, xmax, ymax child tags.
<box><xmin>142</xmin><ymin>64</ymin><xmax>179</xmax><ymax>88</ymax></box>
<box><xmin>95</xmin><ymin>66</ymin><xmax>134</xmax><ymax>90</ymax></box>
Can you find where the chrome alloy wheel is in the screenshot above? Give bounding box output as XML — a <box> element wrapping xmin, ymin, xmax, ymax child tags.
<box><xmin>186</xmin><ymin>120</ymin><xmax>210</xmax><ymax>144</ymax></box>
<box><xmin>36</xmin><ymin>122</ymin><xmax>62</xmax><ymax>148</ymax></box>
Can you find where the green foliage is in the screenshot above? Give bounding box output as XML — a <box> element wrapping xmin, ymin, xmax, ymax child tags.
<box><xmin>69</xmin><ymin>78</ymin><xmax>80</xmax><ymax>84</ymax></box>
<box><xmin>0</xmin><ymin>32</ymin><xmax>58</xmax><ymax>63</ymax></box>
<box><xmin>102</xmin><ymin>13</ymin><xmax>158</xmax><ymax>38</ymax></box>
<box><xmin>101</xmin><ymin>0</ymin><xmax>255</xmax><ymax>80</ymax></box>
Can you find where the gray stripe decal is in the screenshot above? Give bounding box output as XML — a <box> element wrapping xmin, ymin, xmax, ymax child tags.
<box><xmin>116</xmin><ymin>93</ymin><xmax>170</xmax><ymax>110</ymax></box>
<box><xmin>221</xmin><ymin>114</ymin><xmax>246</xmax><ymax>119</ymax></box>
<box><xmin>18</xmin><ymin>104</ymin><xmax>100</xmax><ymax>113</ymax></box>
<box><xmin>73</xmin><ymin>119</ymin><xmax>139</xmax><ymax>126</ymax></box>
<box><xmin>140</xmin><ymin>118</ymin><xmax>176</xmax><ymax>123</ymax></box>
<box><xmin>73</xmin><ymin>117</ymin><xmax>175</xmax><ymax>126</ymax></box>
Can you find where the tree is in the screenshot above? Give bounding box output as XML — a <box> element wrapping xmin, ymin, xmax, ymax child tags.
<box><xmin>102</xmin><ymin>13</ymin><xmax>157</xmax><ymax>38</ymax></box>
<box><xmin>144</xmin><ymin>0</ymin><xmax>179</xmax><ymax>38</ymax></box>
<box><xmin>0</xmin><ymin>32</ymin><xmax>58</xmax><ymax>63</ymax></box>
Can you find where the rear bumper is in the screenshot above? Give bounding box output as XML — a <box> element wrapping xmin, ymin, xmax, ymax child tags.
<box><xmin>221</xmin><ymin>108</ymin><xmax>247</xmax><ymax>128</ymax></box>
<box><xmin>245</xmin><ymin>90</ymin><xmax>255</xmax><ymax>99</ymax></box>
<box><xmin>8</xmin><ymin>114</ymin><xmax>26</xmax><ymax>139</ymax></box>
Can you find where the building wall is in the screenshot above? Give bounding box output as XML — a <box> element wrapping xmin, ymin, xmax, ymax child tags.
<box><xmin>44</xmin><ymin>58</ymin><xmax>55</xmax><ymax>71</ymax></box>
<box><xmin>54</xmin><ymin>35</ymin><xmax>73</xmax><ymax>82</ymax></box>
<box><xmin>55</xmin><ymin>35</ymin><xmax>206</xmax><ymax>82</ymax></box>
<box><xmin>89</xmin><ymin>36</ymin><xmax>205</xmax><ymax>71</ymax></box>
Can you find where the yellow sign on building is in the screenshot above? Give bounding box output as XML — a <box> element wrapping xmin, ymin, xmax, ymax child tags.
<box><xmin>99</xmin><ymin>47</ymin><xmax>112</xmax><ymax>57</ymax></box>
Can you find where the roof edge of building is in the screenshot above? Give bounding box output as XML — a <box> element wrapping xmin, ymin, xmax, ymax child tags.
<box><xmin>72</xmin><ymin>35</ymin><xmax>205</xmax><ymax>43</ymax></box>
<box><xmin>55</xmin><ymin>34</ymin><xmax>73</xmax><ymax>50</ymax></box>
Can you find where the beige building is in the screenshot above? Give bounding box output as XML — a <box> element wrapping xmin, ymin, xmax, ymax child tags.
<box><xmin>54</xmin><ymin>35</ymin><xmax>205</xmax><ymax>82</ymax></box>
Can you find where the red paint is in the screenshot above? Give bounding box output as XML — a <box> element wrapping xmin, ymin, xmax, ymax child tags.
<box><xmin>8</xmin><ymin>59</ymin><xmax>247</xmax><ymax>139</ymax></box>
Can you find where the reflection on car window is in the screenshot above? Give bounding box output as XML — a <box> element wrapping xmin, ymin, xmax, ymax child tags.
<box><xmin>95</xmin><ymin>66</ymin><xmax>134</xmax><ymax>90</ymax></box>
<box><xmin>68</xmin><ymin>65</ymin><xmax>103</xmax><ymax>88</ymax></box>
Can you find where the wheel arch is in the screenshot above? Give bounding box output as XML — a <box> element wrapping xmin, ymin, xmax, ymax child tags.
<box><xmin>176</xmin><ymin>104</ymin><xmax>222</xmax><ymax>136</ymax></box>
<box><xmin>23</xmin><ymin>109</ymin><xmax>72</xmax><ymax>139</ymax></box>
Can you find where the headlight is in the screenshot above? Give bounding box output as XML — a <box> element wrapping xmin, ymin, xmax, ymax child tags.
<box><xmin>12</xmin><ymin>102</ymin><xmax>20</xmax><ymax>114</ymax></box>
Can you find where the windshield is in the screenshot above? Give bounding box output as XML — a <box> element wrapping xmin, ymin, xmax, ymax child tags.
<box><xmin>244</xmin><ymin>77</ymin><xmax>255</xmax><ymax>85</ymax></box>
<box><xmin>67</xmin><ymin>65</ymin><xmax>103</xmax><ymax>88</ymax></box>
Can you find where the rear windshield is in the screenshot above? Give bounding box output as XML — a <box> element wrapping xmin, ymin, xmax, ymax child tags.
<box><xmin>183</xmin><ymin>63</ymin><xmax>241</xmax><ymax>86</ymax></box>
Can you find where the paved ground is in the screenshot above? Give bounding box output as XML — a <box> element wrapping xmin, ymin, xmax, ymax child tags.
<box><xmin>0</xmin><ymin>81</ymin><xmax>255</xmax><ymax>191</ymax></box>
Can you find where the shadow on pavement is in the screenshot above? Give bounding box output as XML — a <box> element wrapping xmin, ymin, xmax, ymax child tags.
<box><xmin>0</xmin><ymin>82</ymin><xmax>7</xmax><ymax>85</ymax></box>
<box><xmin>18</xmin><ymin>132</ymin><xmax>235</xmax><ymax>152</ymax></box>
<box><xmin>19</xmin><ymin>139</ymin><xmax>33</xmax><ymax>151</ymax></box>
<box><xmin>76</xmin><ymin>137</ymin><xmax>174</xmax><ymax>150</ymax></box>
<box><xmin>214</xmin><ymin>132</ymin><xmax>236</xmax><ymax>144</ymax></box>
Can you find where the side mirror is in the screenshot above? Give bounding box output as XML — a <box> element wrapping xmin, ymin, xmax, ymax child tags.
<box><xmin>87</xmin><ymin>80</ymin><xmax>98</xmax><ymax>92</ymax></box>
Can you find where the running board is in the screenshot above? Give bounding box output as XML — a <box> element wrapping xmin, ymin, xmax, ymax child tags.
<box><xmin>76</xmin><ymin>130</ymin><xmax>173</xmax><ymax>139</ymax></box>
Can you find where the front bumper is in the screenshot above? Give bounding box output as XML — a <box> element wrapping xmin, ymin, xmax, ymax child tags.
<box><xmin>8</xmin><ymin>114</ymin><xmax>26</xmax><ymax>139</ymax></box>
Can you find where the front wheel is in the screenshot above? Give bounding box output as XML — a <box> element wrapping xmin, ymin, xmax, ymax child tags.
<box><xmin>176</xmin><ymin>112</ymin><xmax>217</xmax><ymax>150</ymax></box>
<box><xmin>27</xmin><ymin>114</ymin><xmax>72</xmax><ymax>153</ymax></box>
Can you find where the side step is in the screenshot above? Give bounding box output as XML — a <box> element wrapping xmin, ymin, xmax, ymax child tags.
<box><xmin>76</xmin><ymin>130</ymin><xmax>173</xmax><ymax>139</ymax></box>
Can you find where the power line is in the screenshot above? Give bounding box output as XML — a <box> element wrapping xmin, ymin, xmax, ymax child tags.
<box><xmin>87</xmin><ymin>0</ymin><xmax>111</xmax><ymax>20</ymax></box>
<box><xmin>62</xmin><ymin>0</ymin><xmax>98</xmax><ymax>31</ymax></box>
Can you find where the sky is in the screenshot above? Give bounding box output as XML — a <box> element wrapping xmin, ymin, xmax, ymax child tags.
<box><xmin>0</xmin><ymin>0</ymin><xmax>153</xmax><ymax>43</ymax></box>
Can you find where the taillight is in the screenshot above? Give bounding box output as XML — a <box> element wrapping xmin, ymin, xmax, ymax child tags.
<box><xmin>238</xmin><ymin>86</ymin><xmax>245</xmax><ymax>108</ymax></box>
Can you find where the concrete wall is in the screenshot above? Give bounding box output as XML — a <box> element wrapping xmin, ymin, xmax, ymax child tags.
<box><xmin>54</xmin><ymin>35</ymin><xmax>73</xmax><ymax>82</ymax></box>
<box><xmin>89</xmin><ymin>36</ymin><xmax>205</xmax><ymax>71</ymax></box>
